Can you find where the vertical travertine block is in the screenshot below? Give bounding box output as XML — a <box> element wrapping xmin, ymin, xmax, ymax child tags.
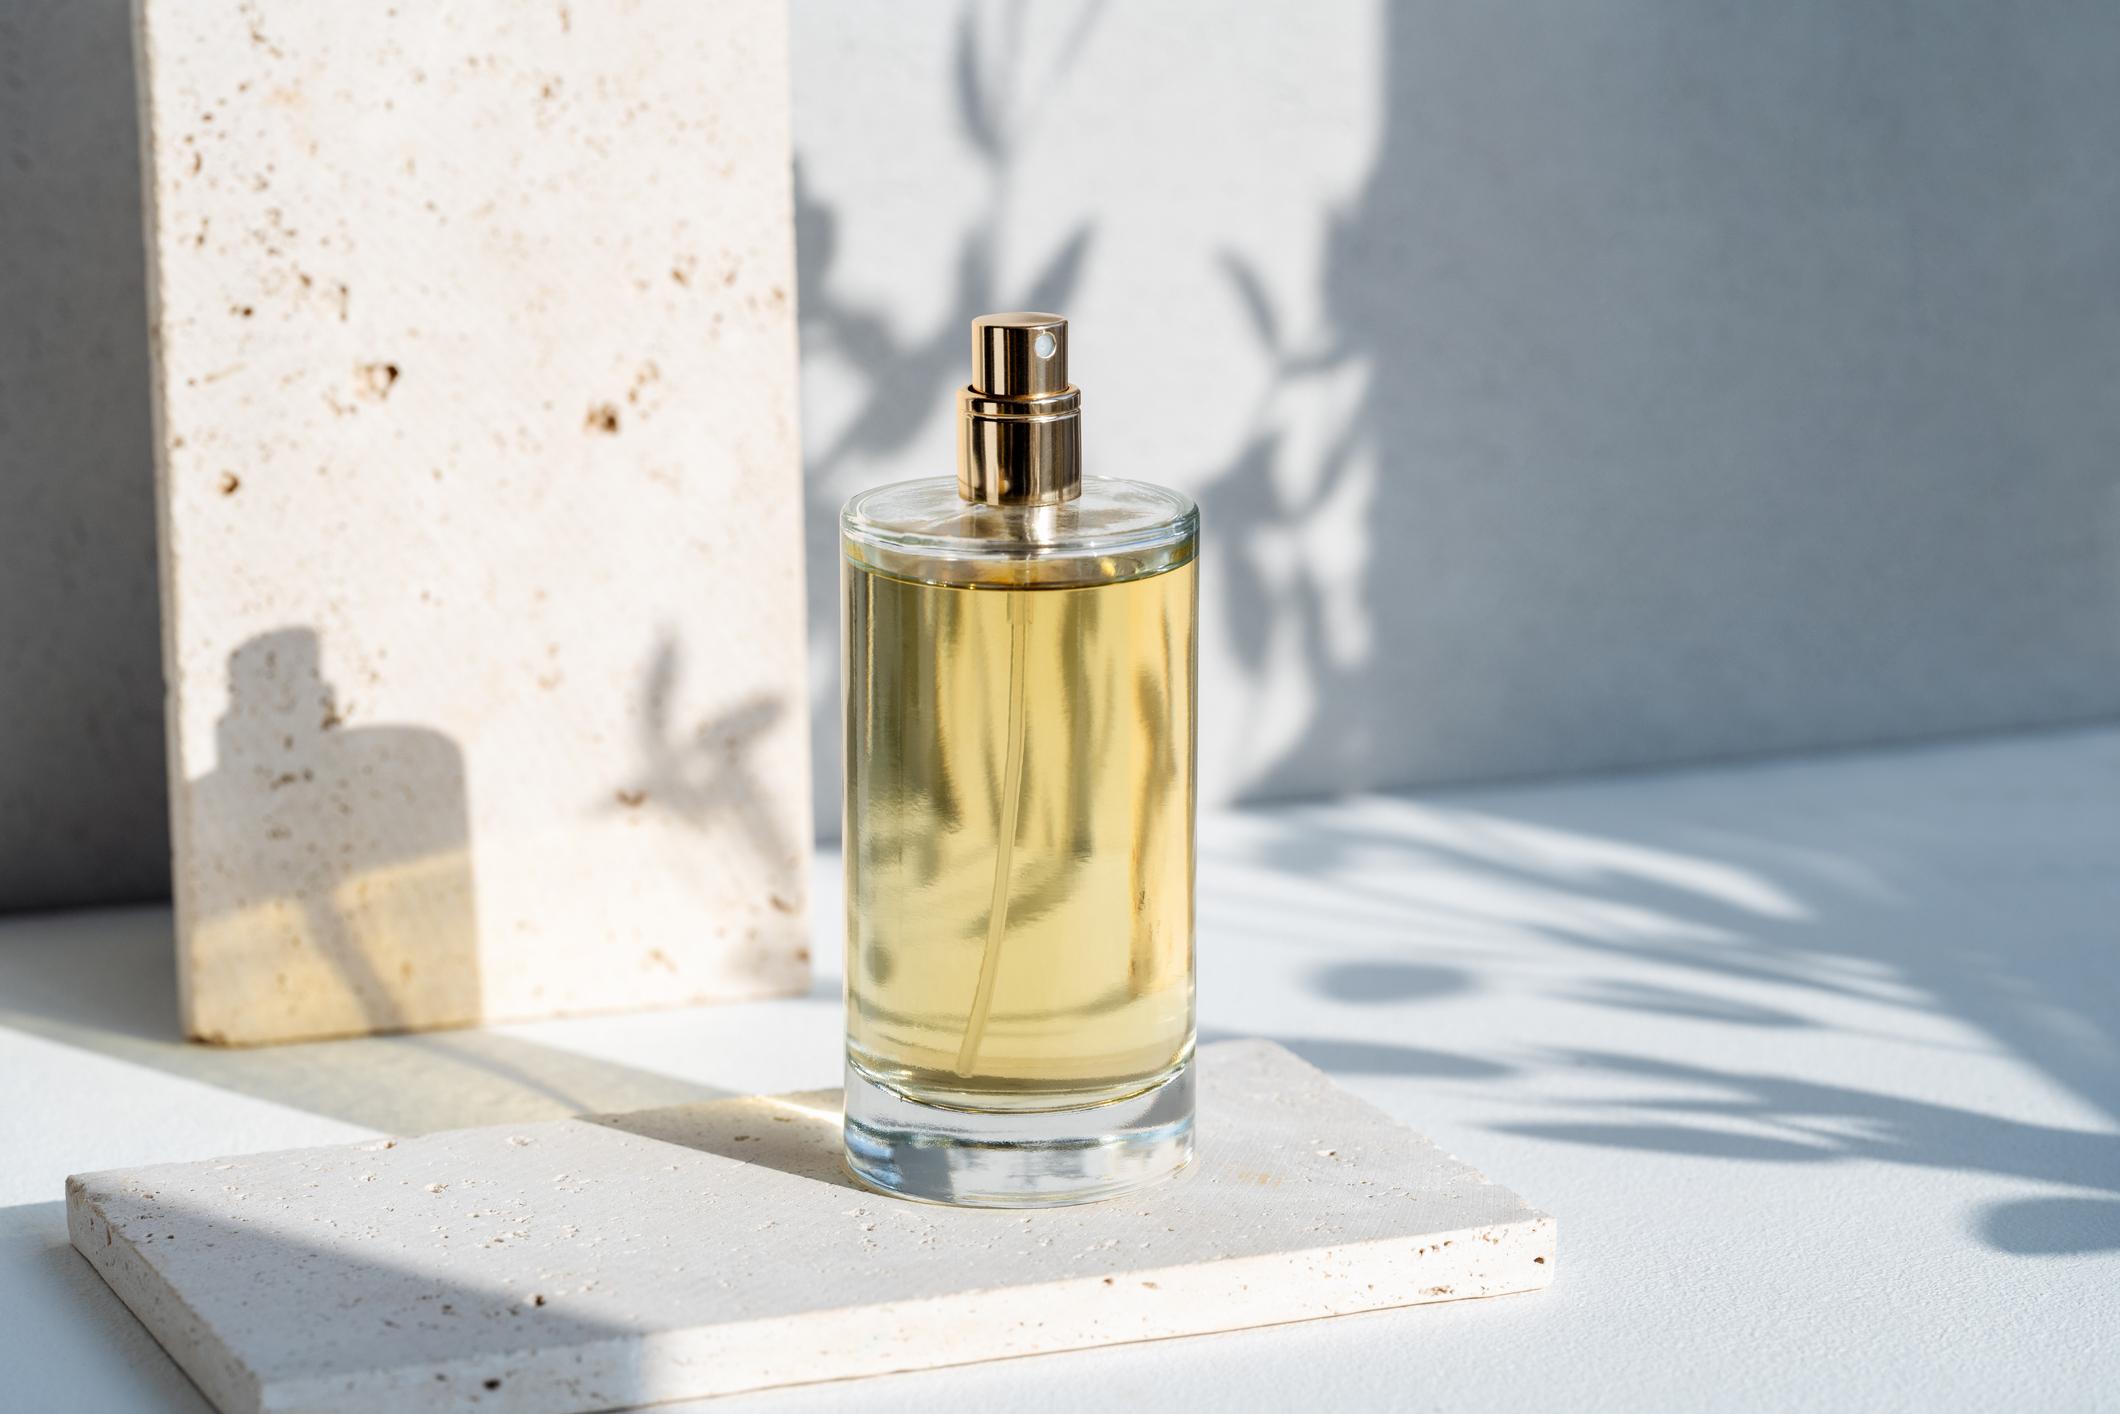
<box><xmin>137</xmin><ymin>1</ymin><xmax>810</xmax><ymax>1042</ymax></box>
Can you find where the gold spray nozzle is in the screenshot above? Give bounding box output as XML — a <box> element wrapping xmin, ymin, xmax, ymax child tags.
<box><xmin>958</xmin><ymin>312</ymin><xmax>1081</xmax><ymax>506</ymax></box>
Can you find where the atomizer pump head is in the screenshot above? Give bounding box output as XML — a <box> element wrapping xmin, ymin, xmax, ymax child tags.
<box><xmin>958</xmin><ymin>312</ymin><xmax>1082</xmax><ymax>506</ymax></box>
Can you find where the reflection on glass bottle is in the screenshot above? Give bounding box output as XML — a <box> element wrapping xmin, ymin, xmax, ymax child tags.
<box><xmin>841</xmin><ymin>313</ymin><xmax>1198</xmax><ymax>1207</ymax></box>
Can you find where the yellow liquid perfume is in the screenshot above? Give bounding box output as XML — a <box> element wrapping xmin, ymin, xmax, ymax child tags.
<box><xmin>841</xmin><ymin>313</ymin><xmax>1198</xmax><ymax>1206</ymax></box>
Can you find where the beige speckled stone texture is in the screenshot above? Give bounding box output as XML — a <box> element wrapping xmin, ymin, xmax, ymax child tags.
<box><xmin>67</xmin><ymin>1041</ymin><xmax>1555</xmax><ymax>1412</ymax></box>
<box><xmin>135</xmin><ymin>1</ymin><xmax>811</xmax><ymax>1042</ymax></box>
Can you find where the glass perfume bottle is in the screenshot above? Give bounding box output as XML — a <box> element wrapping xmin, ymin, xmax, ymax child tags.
<box><xmin>840</xmin><ymin>312</ymin><xmax>1198</xmax><ymax>1207</ymax></box>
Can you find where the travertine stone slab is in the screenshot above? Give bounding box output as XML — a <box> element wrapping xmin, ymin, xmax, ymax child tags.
<box><xmin>68</xmin><ymin>1041</ymin><xmax>1554</xmax><ymax>1413</ymax></box>
<box><xmin>135</xmin><ymin>1</ymin><xmax>810</xmax><ymax>1042</ymax></box>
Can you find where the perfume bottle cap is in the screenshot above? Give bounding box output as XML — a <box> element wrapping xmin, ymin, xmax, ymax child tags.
<box><xmin>959</xmin><ymin>312</ymin><xmax>1082</xmax><ymax>506</ymax></box>
<box><xmin>972</xmin><ymin>311</ymin><xmax>1069</xmax><ymax>396</ymax></box>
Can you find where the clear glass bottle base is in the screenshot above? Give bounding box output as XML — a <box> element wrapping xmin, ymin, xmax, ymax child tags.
<box><xmin>842</xmin><ymin>1057</ymin><xmax>1195</xmax><ymax>1208</ymax></box>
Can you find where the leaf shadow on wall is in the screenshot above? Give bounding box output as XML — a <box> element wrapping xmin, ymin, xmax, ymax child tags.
<box><xmin>793</xmin><ymin>2</ymin><xmax>1103</xmax><ymax>840</ymax></box>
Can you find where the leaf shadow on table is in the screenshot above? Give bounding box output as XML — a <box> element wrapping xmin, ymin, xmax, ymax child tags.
<box><xmin>1308</xmin><ymin>960</ymin><xmax>1474</xmax><ymax>1006</ymax></box>
<box><xmin>1197</xmin><ymin>1030</ymin><xmax>1513</xmax><ymax>1082</ymax></box>
<box><xmin>1214</xmin><ymin>730</ymin><xmax>2120</xmax><ymax>1257</ymax></box>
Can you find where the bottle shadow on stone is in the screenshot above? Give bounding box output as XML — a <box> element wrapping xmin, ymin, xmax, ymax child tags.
<box><xmin>180</xmin><ymin>627</ymin><xmax>479</xmax><ymax>1045</ymax></box>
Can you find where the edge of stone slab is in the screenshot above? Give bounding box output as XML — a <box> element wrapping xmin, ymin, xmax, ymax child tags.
<box><xmin>64</xmin><ymin>1040</ymin><xmax>1557</xmax><ymax>1411</ymax></box>
<box><xmin>67</xmin><ymin>1174</ymin><xmax>265</xmax><ymax>1414</ymax></box>
<box><xmin>68</xmin><ymin>1194</ymin><xmax>1553</xmax><ymax>1414</ymax></box>
<box><xmin>272</xmin><ymin>1218</ymin><xmax>1556</xmax><ymax>1411</ymax></box>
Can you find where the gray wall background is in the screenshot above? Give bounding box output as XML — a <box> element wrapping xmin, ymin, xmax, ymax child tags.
<box><xmin>5</xmin><ymin>0</ymin><xmax>2118</xmax><ymax>906</ymax></box>
<box><xmin>1</xmin><ymin>0</ymin><xmax>168</xmax><ymax>910</ymax></box>
<box><xmin>790</xmin><ymin>0</ymin><xmax>2120</xmax><ymax>835</ymax></box>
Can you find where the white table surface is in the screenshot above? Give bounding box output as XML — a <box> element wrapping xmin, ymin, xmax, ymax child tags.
<box><xmin>5</xmin><ymin>726</ymin><xmax>2117</xmax><ymax>1412</ymax></box>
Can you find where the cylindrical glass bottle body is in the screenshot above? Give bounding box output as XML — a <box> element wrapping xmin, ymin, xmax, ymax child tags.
<box><xmin>840</xmin><ymin>477</ymin><xmax>1198</xmax><ymax>1206</ymax></box>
